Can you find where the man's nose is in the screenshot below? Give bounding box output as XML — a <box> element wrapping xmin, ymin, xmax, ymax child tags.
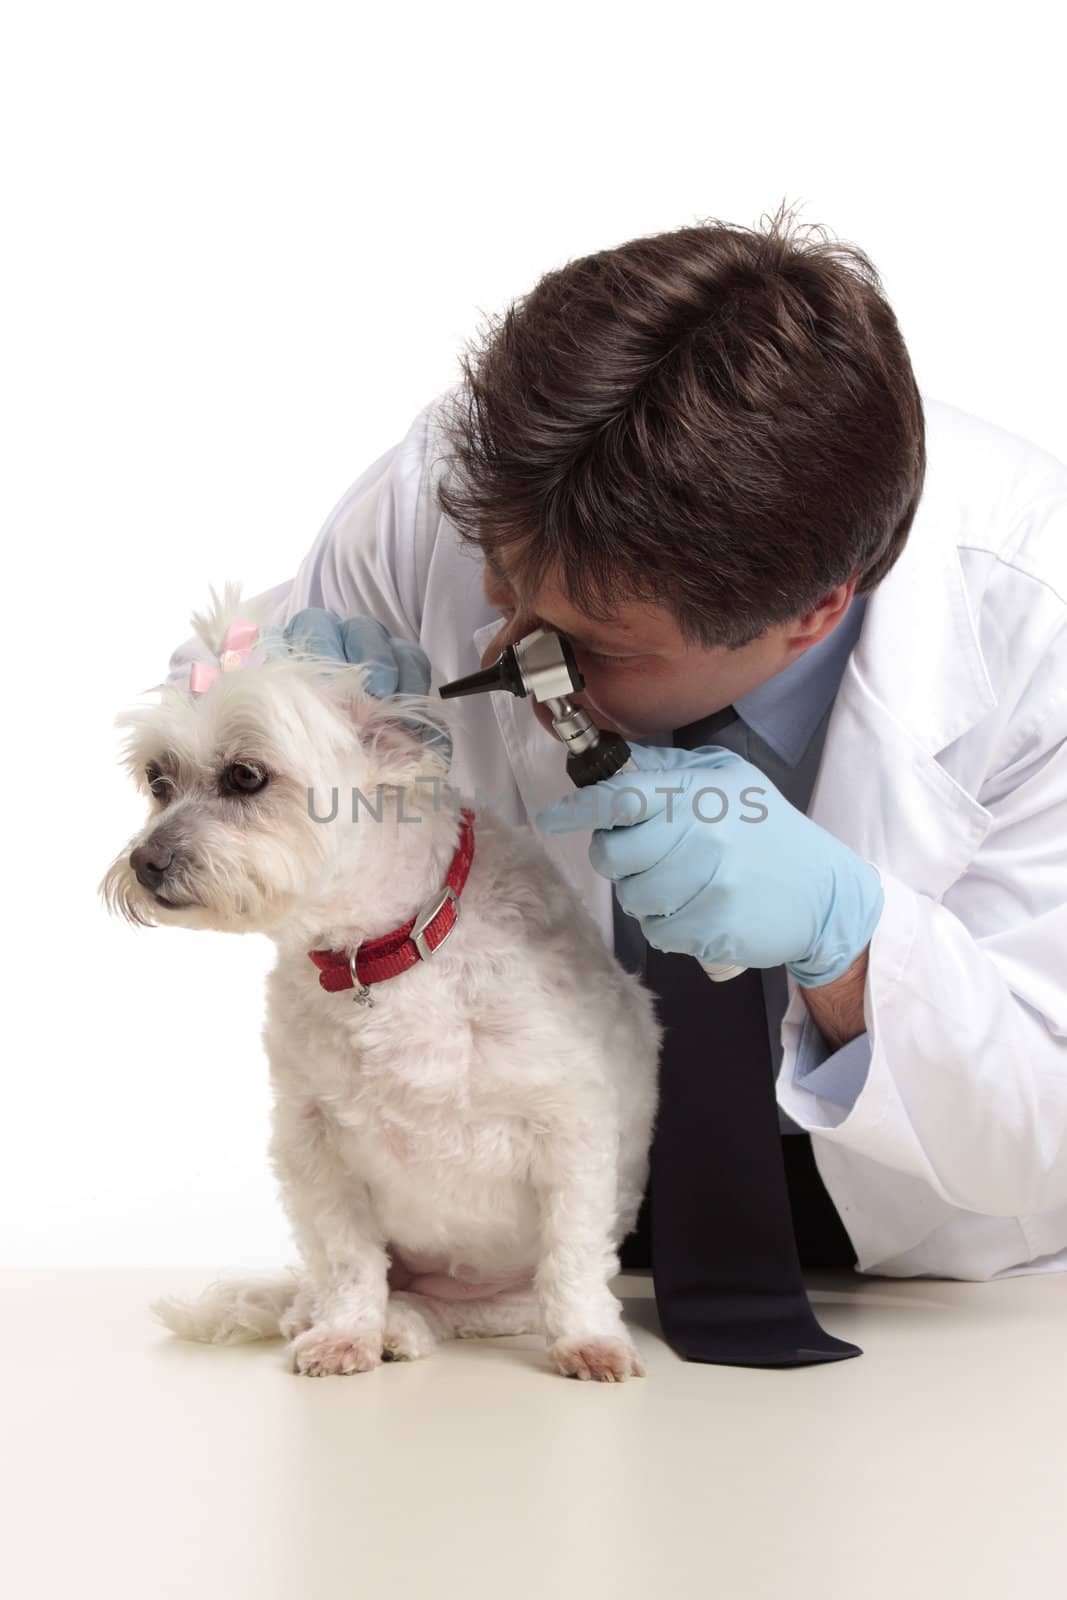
<box><xmin>129</xmin><ymin>841</ymin><xmax>174</xmax><ymax>889</ymax></box>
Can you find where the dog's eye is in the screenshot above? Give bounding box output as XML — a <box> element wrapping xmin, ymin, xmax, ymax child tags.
<box><xmin>222</xmin><ymin>761</ymin><xmax>269</xmax><ymax>796</ymax></box>
<box><xmin>145</xmin><ymin>763</ymin><xmax>171</xmax><ymax>803</ymax></box>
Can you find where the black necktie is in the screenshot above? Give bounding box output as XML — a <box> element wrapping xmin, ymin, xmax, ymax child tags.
<box><xmin>638</xmin><ymin>706</ymin><xmax>862</xmax><ymax>1368</ymax></box>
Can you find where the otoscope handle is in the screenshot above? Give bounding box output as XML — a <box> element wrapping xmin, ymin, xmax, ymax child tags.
<box><xmin>566</xmin><ymin>741</ymin><xmax>748</xmax><ymax>984</ymax></box>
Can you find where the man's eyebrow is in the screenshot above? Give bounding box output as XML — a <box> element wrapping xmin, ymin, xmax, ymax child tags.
<box><xmin>557</xmin><ymin>623</ymin><xmax>633</xmax><ymax>651</ymax></box>
<box><xmin>481</xmin><ymin>548</ymin><xmax>632</xmax><ymax>651</ymax></box>
<box><xmin>519</xmin><ymin>606</ymin><xmax>630</xmax><ymax>653</ymax></box>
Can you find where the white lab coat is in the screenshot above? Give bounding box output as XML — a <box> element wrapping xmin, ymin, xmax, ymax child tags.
<box><xmin>168</xmin><ymin>388</ymin><xmax>1067</xmax><ymax>1282</ymax></box>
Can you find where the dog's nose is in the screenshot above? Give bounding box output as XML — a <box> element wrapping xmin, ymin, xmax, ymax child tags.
<box><xmin>130</xmin><ymin>841</ymin><xmax>174</xmax><ymax>889</ymax></box>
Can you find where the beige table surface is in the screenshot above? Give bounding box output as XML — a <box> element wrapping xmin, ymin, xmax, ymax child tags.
<box><xmin>2</xmin><ymin>1266</ymin><xmax>1064</xmax><ymax>1599</ymax></box>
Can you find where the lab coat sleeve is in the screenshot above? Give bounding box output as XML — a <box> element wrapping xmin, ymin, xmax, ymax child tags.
<box><xmin>163</xmin><ymin>391</ymin><xmax>451</xmax><ymax>688</ymax></box>
<box><xmin>791</xmin><ymin>1013</ymin><xmax>873</xmax><ymax>1111</ymax></box>
<box><xmin>777</xmin><ymin>666</ymin><xmax>1067</xmax><ymax>1217</ymax></box>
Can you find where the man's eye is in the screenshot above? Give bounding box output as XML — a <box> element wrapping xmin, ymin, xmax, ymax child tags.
<box><xmin>222</xmin><ymin>761</ymin><xmax>269</xmax><ymax>796</ymax></box>
<box><xmin>581</xmin><ymin>648</ymin><xmax>630</xmax><ymax>666</ymax></box>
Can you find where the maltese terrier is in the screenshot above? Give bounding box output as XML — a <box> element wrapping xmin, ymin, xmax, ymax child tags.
<box><xmin>101</xmin><ymin>585</ymin><xmax>663</xmax><ymax>1381</ymax></box>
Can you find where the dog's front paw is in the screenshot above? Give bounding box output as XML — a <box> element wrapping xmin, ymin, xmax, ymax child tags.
<box><xmin>382</xmin><ymin>1292</ymin><xmax>439</xmax><ymax>1362</ymax></box>
<box><xmin>548</xmin><ymin>1335</ymin><xmax>646</xmax><ymax>1382</ymax></box>
<box><xmin>291</xmin><ymin>1325</ymin><xmax>384</xmax><ymax>1376</ymax></box>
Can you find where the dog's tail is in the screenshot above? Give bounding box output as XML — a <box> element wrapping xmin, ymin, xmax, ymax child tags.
<box><xmin>149</xmin><ymin>1267</ymin><xmax>302</xmax><ymax>1345</ymax></box>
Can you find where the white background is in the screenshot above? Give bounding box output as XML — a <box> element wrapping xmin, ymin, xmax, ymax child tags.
<box><xmin>3</xmin><ymin>1</ymin><xmax>1063</xmax><ymax>1264</ymax></box>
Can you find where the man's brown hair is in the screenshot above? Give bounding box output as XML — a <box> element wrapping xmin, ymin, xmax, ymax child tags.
<box><xmin>433</xmin><ymin>201</ymin><xmax>926</xmax><ymax>650</ymax></box>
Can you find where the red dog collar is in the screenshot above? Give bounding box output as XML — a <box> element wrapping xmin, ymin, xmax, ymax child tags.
<box><xmin>307</xmin><ymin>807</ymin><xmax>475</xmax><ymax>1007</ymax></box>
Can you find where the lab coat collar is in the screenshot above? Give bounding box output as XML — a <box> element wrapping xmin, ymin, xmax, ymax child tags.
<box><xmin>802</xmin><ymin>501</ymin><xmax>998</xmax><ymax>898</ymax></box>
<box><xmin>846</xmin><ymin>496</ymin><xmax>997</xmax><ymax>757</ymax></box>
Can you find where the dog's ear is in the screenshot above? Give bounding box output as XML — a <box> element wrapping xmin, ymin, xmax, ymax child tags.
<box><xmin>328</xmin><ymin>666</ymin><xmax>455</xmax><ymax>787</ymax></box>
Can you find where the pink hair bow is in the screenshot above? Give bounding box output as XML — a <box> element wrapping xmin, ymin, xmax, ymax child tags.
<box><xmin>189</xmin><ymin>618</ymin><xmax>265</xmax><ymax>695</ymax></box>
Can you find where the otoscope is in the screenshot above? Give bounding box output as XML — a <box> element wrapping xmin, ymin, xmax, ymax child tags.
<box><xmin>438</xmin><ymin>627</ymin><xmax>746</xmax><ymax>982</ymax></box>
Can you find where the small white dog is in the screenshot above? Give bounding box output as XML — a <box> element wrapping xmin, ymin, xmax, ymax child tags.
<box><xmin>101</xmin><ymin>586</ymin><xmax>663</xmax><ymax>1381</ymax></box>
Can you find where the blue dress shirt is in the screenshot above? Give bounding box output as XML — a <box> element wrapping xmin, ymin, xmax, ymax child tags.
<box><xmin>612</xmin><ymin>593</ymin><xmax>874</xmax><ymax>1134</ymax></box>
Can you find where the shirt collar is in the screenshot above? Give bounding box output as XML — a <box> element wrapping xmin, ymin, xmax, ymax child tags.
<box><xmin>732</xmin><ymin>592</ymin><xmax>869</xmax><ymax>767</ymax></box>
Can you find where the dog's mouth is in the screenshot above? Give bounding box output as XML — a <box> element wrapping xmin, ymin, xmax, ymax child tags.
<box><xmin>152</xmin><ymin>890</ymin><xmax>199</xmax><ymax>910</ymax></box>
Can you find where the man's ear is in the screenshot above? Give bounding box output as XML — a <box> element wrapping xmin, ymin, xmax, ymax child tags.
<box><xmin>329</xmin><ymin>665</ymin><xmax>454</xmax><ymax>787</ymax></box>
<box><xmin>789</xmin><ymin>573</ymin><xmax>859</xmax><ymax>651</ymax></box>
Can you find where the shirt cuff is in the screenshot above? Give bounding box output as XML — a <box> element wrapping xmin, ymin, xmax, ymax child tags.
<box><xmin>792</xmin><ymin>1008</ymin><xmax>873</xmax><ymax>1111</ymax></box>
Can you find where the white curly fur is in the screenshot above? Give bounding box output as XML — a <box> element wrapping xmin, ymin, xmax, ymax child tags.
<box><xmin>101</xmin><ymin>586</ymin><xmax>663</xmax><ymax>1381</ymax></box>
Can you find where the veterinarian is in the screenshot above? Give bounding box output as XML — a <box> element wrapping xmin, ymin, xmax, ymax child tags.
<box><xmin>169</xmin><ymin>216</ymin><xmax>1067</xmax><ymax>1355</ymax></box>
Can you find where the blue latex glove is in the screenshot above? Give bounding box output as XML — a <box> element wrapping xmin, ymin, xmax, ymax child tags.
<box><xmin>276</xmin><ymin>608</ymin><xmax>451</xmax><ymax>759</ymax></box>
<box><xmin>535</xmin><ymin>741</ymin><xmax>884</xmax><ymax>987</ymax></box>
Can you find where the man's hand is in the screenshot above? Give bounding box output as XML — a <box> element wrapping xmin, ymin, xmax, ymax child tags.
<box><xmin>281</xmin><ymin>609</ymin><xmax>432</xmax><ymax>694</ymax></box>
<box><xmin>535</xmin><ymin>742</ymin><xmax>885</xmax><ymax>987</ymax></box>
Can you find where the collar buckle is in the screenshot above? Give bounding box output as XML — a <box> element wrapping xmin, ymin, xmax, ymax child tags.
<box><xmin>411</xmin><ymin>884</ymin><xmax>460</xmax><ymax>963</ymax></box>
